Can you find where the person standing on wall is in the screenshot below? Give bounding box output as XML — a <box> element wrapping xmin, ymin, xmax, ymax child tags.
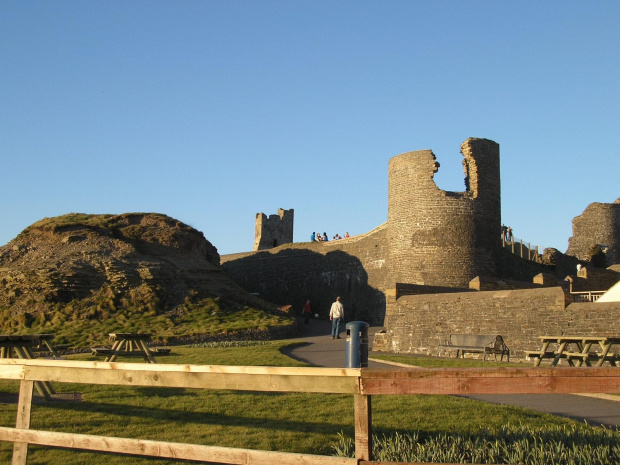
<box><xmin>329</xmin><ymin>296</ymin><xmax>344</xmax><ymax>339</ymax></box>
<box><xmin>302</xmin><ymin>299</ymin><xmax>312</xmax><ymax>325</ymax></box>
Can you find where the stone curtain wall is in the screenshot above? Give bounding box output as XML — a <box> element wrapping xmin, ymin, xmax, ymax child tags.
<box><xmin>387</xmin><ymin>138</ymin><xmax>501</xmax><ymax>289</ymax></box>
<box><xmin>253</xmin><ymin>208</ymin><xmax>294</xmax><ymax>251</ymax></box>
<box><xmin>501</xmin><ymin>248</ymin><xmax>565</xmax><ymax>282</ymax></box>
<box><xmin>380</xmin><ymin>286</ymin><xmax>620</xmax><ymax>357</ymax></box>
<box><xmin>567</xmin><ymin>198</ymin><xmax>620</xmax><ymax>266</ymax></box>
<box><xmin>222</xmin><ymin>225</ymin><xmax>389</xmax><ymax>324</ymax></box>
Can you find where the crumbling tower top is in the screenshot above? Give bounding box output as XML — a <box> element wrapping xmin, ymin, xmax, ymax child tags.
<box><xmin>253</xmin><ymin>208</ymin><xmax>294</xmax><ymax>251</ymax></box>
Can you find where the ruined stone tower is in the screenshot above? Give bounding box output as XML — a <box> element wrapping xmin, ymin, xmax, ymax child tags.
<box><xmin>387</xmin><ymin>138</ymin><xmax>501</xmax><ymax>288</ymax></box>
<box><xmin>253</xmin><ymin>208</ymin><xmax>294</xmax><ymax>251</ymax></box>
<box><xmin>567</xmin><ymin>198</ymin><xmax>620</xmax><ymax>266</ymax></box>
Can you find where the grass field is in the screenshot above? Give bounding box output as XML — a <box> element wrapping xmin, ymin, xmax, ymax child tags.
<box><xmin>0</xmin><ymin>343</ymin><xmax>612</xmax><ymax>464</ymax></box>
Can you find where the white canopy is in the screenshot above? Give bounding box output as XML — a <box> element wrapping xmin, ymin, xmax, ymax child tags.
<box><xmin>597</xmin><ymin>280</ymin><xmax>620</xmax><ymax>303</ymax></box>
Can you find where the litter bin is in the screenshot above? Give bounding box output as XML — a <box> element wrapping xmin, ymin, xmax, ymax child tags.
<box><xmin>345</xmin><ymin>321</ymin><xmax>369</xmax><ymax>368</ymax></box>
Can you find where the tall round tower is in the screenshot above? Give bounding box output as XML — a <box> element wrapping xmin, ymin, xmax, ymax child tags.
<box><xmin>387</xmin><ymin>138</ymin><xmax>501</xmax><ymax>288</ymax></box>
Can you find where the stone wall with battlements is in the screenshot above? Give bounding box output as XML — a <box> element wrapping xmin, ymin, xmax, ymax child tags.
<box><xmin>222</xmin><ymin>139</ymin><xmax>617</xmax><ymax>338</ymax></box>
<box><xmin>223</xmin><ymin>224</ymin><xmax>389</xmax><ymax>323</ymax></box>
<box><xmin>378</xmin><ymin>286</ymin><xmax>620</xmax><ymax>358</ymax></box>
<box><xmin>223</xmin><ymin>138</ymin><xmax>556</xmax><ymax>324</ymax></box>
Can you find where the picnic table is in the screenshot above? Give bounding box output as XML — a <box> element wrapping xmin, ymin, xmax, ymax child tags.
<box><xmin>0</xmin><ymin>334</ymin><xmax>61</xmax><ymax>399</ymax></box>
<box><xmin>91</xmin><ymin>333</ymin><xmax>165</xmax><ymax>363</ymax></box>
<box><xmin>526</xmin><ymin>336</ymin><xmax>620</xmax><ymax>367</ymax></box>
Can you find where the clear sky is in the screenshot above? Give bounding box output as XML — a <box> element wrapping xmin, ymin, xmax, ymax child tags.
<box><xmin>2</xmin><ymin>1</ymin><xmax>618</xmax><ymax>256</ymax></box>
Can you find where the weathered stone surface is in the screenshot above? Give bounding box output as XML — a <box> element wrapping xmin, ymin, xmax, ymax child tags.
<box><xmin>381</xmin><ymin>287</ymin><xmax>620</xmax><ymax>357</ymax></box>
<box><xmin>567</xmin><ymin>199</ymin><xmax>620</xmax><ymax>266</ymax></box>
<box><xmin>387</xmin><ymin>138</ymin><xmax>501</xmax><ymax>289</ymax></box>
<box><xmin>223</xmin><ymin>225</ymin><xmax>389</xmax><ymax>324</ymax></box>
<box><xmin>253</xmin><ymin>208</ymin><xmax>294</xmax><ymax>251</ymax></box>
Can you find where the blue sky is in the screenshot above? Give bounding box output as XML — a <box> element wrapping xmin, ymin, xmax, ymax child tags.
<box><xmin>2</xmin><ymin>1</ymin><xmax>618</xmax><ymax>255</ymax></box>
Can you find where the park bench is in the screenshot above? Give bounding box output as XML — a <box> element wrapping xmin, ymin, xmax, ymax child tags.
<box><xmin>437</xmin><ymin>334</ymin><xmax>510</xmax><ymax>361</ymax></box>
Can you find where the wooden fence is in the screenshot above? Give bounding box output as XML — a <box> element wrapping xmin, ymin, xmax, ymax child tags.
<box><xmin>503</xmin><ymin>237</ymin><xmax>543</xmax><ymax>263</ymax></box>
<box><xmin>2</xmin><ymin>359</ymin><xmax>620</xmax><ymax>464</ymax></box>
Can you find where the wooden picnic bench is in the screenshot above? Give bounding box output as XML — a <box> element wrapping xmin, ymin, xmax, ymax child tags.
<box><xmin>90</xmin><ymin>346</ymin><xmax>171</xmax><ymax>356</ymax></box>
<box><xmin>437</xmin><ymin>334</ymin><xmax>510</xmax><ymax>361</ymax></box>
<box><xmin>0</xmin><ymin>334</ymin><xmax>62</xmax><ymax>399</ymax></box>
<box><xmin>90</xmin><ymin>333</ymin><xmax>168</xmax><ymax>363</ymax></box>
<box><xmin>526</xmin><ymin>336</ymin><xmax>620</xmax><ymax>367</ymax></box>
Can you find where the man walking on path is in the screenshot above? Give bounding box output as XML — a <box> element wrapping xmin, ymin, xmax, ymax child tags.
<box><xmin>329</xmin><ymin>297</ymin><xmax>344</xmax><ymax>339</ymax></box>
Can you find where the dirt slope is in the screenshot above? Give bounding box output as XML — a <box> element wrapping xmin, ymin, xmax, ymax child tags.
<box><xmin>0</xmin><ymin>213</ymin><xmax>284</xmax><ymax>343</ymax></box>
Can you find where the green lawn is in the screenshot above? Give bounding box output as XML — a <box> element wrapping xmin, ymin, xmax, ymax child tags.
<box><xmin>370</xmin><ymin>353</ymin><xmax>515</xmax><ymax>368</ymax></box>
<box><xmin>0</xmin><ymin>342</ymin><xmax>608</xmax><ymax>464</ymax></box>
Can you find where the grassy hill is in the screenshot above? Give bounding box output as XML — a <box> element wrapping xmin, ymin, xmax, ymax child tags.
<box><xmin>0</xmin><ymin>213</ymin><xmax>293</xmax><ymax>347</ymax></box>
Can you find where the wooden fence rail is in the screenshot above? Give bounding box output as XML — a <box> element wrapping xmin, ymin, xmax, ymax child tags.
<box><xmin>1</xmin><ymin>359</ymin><xmax>620</xmax><ymax>464</ymax></box>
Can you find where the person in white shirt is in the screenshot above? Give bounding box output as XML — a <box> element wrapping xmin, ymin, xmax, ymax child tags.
<box><xmin>329</xmin><ymin>296</ymin><xmax>344</xmax><ymax>339</ymax></box>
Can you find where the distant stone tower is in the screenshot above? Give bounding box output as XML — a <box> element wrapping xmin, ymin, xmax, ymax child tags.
<box><xmin>566</xmin><ymin>198</ymin><xmax>620</xmax><ymax>265</ymax></box>
<box><xmin>253</xmin><ymin>208</ymin><xmax>294</xmax><ymax>251</ymax></box>
<box><xmin>387</xmin><ymin>138</ymin><xmax>501</xmax><ymax>288</ymax></box>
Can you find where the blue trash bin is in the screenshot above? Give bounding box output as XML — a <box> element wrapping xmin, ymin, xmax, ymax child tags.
<box><xmin>345</xmin><ymin>321</ymin><xmax>369</xmax><ymax>368</ymax></box>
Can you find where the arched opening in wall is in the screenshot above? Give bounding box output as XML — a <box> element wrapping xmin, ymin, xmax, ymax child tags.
<box><xmin>273</xmin><ymin>239</ymin><xmax>278</xmax><ymax>247</ymax></box>
<box><xmin>430</xmin><ymin>148</ymin><xmax>469</xmax><ymax>194</ymax></box>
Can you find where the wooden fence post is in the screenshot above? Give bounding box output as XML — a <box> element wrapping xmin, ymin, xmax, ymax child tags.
<box><xmin>12</xmin><ymin>379</ymin><xmax>34</xmax><ymax>465</ymax></box>
<box><xmin>354</xmin><ymin>393</ymin><xmax>372</xmax><ymax>461</ymax></box>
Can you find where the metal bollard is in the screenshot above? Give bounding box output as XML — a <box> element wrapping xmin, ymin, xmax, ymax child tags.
<box><xmin>345</xmin><ymin>321</ymin><xmax>369</xmax><ymax>368</ymax></box>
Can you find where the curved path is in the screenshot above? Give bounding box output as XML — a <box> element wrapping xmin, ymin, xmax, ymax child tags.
<box><xmin>286</xmin><ymin>317</ymin><xmax>620</xmax><ymax>428</ymax></box>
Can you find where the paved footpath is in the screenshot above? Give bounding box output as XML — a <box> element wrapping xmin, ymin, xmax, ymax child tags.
<box><xmin>286</xmin><ymin>317</ymin><xmax>620</xmax><ymax>428</ymax></box>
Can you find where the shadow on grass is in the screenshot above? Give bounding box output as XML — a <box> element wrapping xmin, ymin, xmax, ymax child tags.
<box><xmin>32</xmin><ymin>394</ymin><xmax>353</xmax><ymax>436</ymax></box>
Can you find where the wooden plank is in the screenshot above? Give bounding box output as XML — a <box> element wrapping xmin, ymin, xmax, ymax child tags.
<box><xmin>0</xmin><ymin>360</ymin><xmax>360</xmax><ymax>394</ymax></box>
<box><xmin>27</xmin><ymin>367</ymin><xmax>359</xmax><ymax>394</ymax></box>
<box><xmin>354</xmin><ymin>394</ymin><xmax>372</xmax><ymax>461</ymax></box>
<box><xmin>359</xmin><ymin>367</ymin><xmax>620</xmax><ymax>396</ymax></box>
<box><xmin>0</xmin><ymin>364</ymin><xmax>26</xmax><ymax>380</ymax></box>
<box><xmin>137</xmin><ymin>339</ymin><xmax>157</xmax><ymax>364</ymax></box>
<box><xmin>0</xmin><ymin>427</ymin><xmax>356</xmax><ymax>465</ymax></box>
<box><xmin>0</xmin><ymin>358</ymin><xmax>361</xmax><ymax>377</ymax></box>
<box><xmin>524</xmin><ymin>351</ymin><xmax>555</xmax><ymax>358</ymax></box>
<box><xmin>12</xmin><ymin>380</ymin><xmax>33</xmax><ymax>465</ymax></box>
<box><xmin>92</xmin><ymin>351</ymin><xmax>151</xmax><ymax>357</ymax></box>
<box><xmin>11</xmin><ymin>346</ymin><xmax>54</xmax><ymax>399</ymax></box>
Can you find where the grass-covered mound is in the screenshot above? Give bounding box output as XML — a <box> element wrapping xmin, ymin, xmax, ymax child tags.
<box><xmin>0</xmin><ymin>213</ymin><xmax>293</xmax><ymax>347</ymax></box>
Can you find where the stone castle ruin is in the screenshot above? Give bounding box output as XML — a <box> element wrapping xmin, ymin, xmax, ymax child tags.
<box><xmin>253</xmin><ymin>208</ymin><xmax>294</xmax><ymax>251</ymax></box>
<box><xmin>567</xmin><ymin>198</ymin><xmax>620</xmax><ymax>267</ymax></box>
<box><xmin>222</xmin><ymin>138</ymin><xmax>620</xmax><ymax>357</ymax></box>
<box><xmin>387</xmin><ymin>138</ymin><xmax>501</xmax><ymax>288</ymax></box>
